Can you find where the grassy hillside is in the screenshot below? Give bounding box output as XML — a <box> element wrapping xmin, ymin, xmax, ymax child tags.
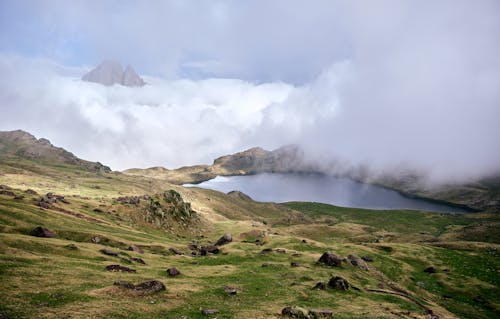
<box><xmin>0</xmin><ymin>131</ymin><xmax>499</xmax><ymax>318</ymax></box>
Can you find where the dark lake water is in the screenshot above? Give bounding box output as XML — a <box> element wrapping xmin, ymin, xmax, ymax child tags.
<box><xmin>186</xmin><ymin>173</ymin><xmax>470</xmax><ymax>213</ymax></box>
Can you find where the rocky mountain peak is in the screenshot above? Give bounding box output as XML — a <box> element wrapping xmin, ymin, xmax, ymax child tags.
<box><xmin>82</xmin><ymin>60</ymin><xmax>145</xmax><ymax>87</ymax></box>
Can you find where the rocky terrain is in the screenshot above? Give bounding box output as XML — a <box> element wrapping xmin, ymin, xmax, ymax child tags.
<box><xmin>82</xmin><ymin>60</ymin><xmax>146</xmax><ymax>87</ymax></box>
<box><xmin>0</xmin><ymin>130</ymin><xmax>498</xmax><ymax>319</ymax></box>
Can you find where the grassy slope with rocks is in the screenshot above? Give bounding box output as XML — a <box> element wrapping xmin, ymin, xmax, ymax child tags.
<box><xmin>0</xmin><ymin>130</ymin><xmax>499</xmax><ymax>319</ymax></box>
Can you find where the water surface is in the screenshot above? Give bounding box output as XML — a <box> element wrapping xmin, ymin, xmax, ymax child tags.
<box><xmin>186</xmin><ymin>173</ymin><xmax>469</xmax><ymax>213</ymax></box>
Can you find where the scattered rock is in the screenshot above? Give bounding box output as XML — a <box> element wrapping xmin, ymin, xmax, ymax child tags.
<box><xmin>25</xmin><ymin>189</ymin><xmax>38</xmax><ymax>195</ymax></box>
<box><xmin>14</xmin><ymin>195</ymin><xmax>24</xmax><ymax>200</ymax></box>
<box><xmin>276</xmin><ymin>248</ymin><xmax>286</xmax><ymax>253</ymax></box>
<box><xmin>424</xmin><ymin>266</ymin><xmax>437</xmax><ymax>274</ymax></box>
<box><xmin>318</xmin><ymin>252</ymin><xmax>343</xmax><ymax>267</ymax></box>
<box><xmin>416</xmin><ymin>281</ymin><xmax>425</xmax><ymax>288</ymax></box>
<box><xmin>0</xmin><ymin>190</ymin><xmax>16</xmax><ymax>197</ymax></box>
<box><xmin>105</xmin><ymin>264</ymin><xmax>136</xmax><ymax>272</ymax></box>
<box><xmin>91</xmin><ymin>236</ymin><xmax>101</xmax><ymax>244</ymax></box>
<box><xmin>169</xmin><ymin>247</ymin><xmax>184</xmax><ymax>255</ymax></box>
<box><xmin>130</xmin><ymin>257</ymin><xmax>145</xmax><ymax>264</ymax></box>
<box><xmin>99</xmin><ymin>248</ymin><xmax>119</xmax><ymax>256</ymax></box>
<box><xmin>292</xmin><ymin>253</ymin><xmax>302</xmax><ymax>257</ymax></box>
<box><xmin>166</xmin><ymin>267</ymin><xmax>180</xmax><ymax>277</ymax></box>
<box><xmin>128</xmin><ymin>245</ymin><xmax>144</xmax><ymax>253</ymax></box>
<box><xmin>309</xmin><ymin>309</ymin><xmax>334</xmax><ymax>318</ymax></box>
<box><xmin>38</xmin><ymin>201</ymin><xmax>51</xmax><ymax>209</ymax></box>
<box><xmin>215</xmin><ymin>233</ymin><xmax>233</xmax><ymax>246</ymax></box>
<box><xmin>361</xmin><ymin>255</ymin><xmax>374</xmax><ymax>262</ymax></box>
<box><xmin>65</xmin><ymin>243</ymin><xmax>78</xmax><ymax>250</ymax></box>
<box><xmin>114</xmin><ymin>280</ymin><xmax>135</xmax><ymax>289</ymax></box>
<box><xmin>328</xmin><ymin>276</ymin><xmax>350</xmax><ymax>290</ymax></box>
<box><xmin>223</xmin><ymin>286</ymin><xmax>239</xmax><ymax>295</ymax></box>
<box><xmin>260</xmin><ymin>248</ymin><xmax>273</xmax><ymax>254</ymax></box>
<box><xmin>29</xmin><ymin>226</ymin><xmax>56</xmax><ymax>238</ymax></box>
<box><xmin>201</xmin><ymin>309</ymin><xmax>219</xmax><ymax>315</ymax></box>
<box><xmin>347</xmin><ymin>254</ymin><xmax>369</xmax><ymax>270</ymax></box>
<box><xmin>281</xmin><ymin>306</ymin><xmax>312</xmax><ymax>319</ymax></box>
<box><xmin>200</xmin><ymin>244</ymin><xmax>219</xmax><ymax>255</ymax></box>
<box><xmin>116</xmin><ymin>196</ymin><xmax>141</xmax><ymax>205</ymax></box>
<box><xmin>291</xmin><ymin>262</ymin><xmax>300</xmax><ymax>267</ymax></box>
<box><xmin>93</xmin><ymin>208</ymin><xmax>104</xmax><ymax>213</ymax></box>
<box><xmin>312</xmin><ymin>281</ymin><xmax>328</xmax><ymax>290</ymax></box>
<box><xmin>301</xmin><ymin>239</ymin><xmax>307</xmax><ymax>243</ymax></box>
<box><xmin>133</xmin><ymin>280</ymin><xmax>166</xmax><ymax>294</ymax></box>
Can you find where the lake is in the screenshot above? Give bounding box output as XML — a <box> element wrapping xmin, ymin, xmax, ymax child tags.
<box><xmin>185</xmin><ymin>173</ymin><xmax>470</xmax><ymax>213</ymax></box>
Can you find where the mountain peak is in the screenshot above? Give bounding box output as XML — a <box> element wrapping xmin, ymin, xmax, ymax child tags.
<box><xmin>82</xmin><ymin>60</ymin><xmax>145</xmax><ymax>87</ymax></box>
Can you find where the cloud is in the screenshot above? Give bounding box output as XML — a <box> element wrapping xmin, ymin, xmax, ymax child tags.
<box><xmin>0</xmin><ymin>1</ymin><xmax>499</xmax><ymax>184</ymax></box>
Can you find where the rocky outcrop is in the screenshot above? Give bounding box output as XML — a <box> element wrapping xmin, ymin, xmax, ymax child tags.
<box><xmin>105</xmin><ymin>264</ymin><xmax>136</xmax><ymax>272</ymax></box>
<box><xmin>328</xmin><ymin>276</ymin><xmax>350</xmax><ymax>290</ymax></box>
<box><xmin>215</xmin><ymin>233</ymin><xmax>232</xmax><ymax>246</ymax></box>
<box><xmin>318</xmin><ymin>252</ymin><xmax>343</xmax><ymax>267</ymax></box>
<box><xmin>29</xmin><ymin>226</ymin><xmax>56</xmax><ymax>238</ymax></box>
<box><xmin>82</xmin><ymin>60</ymin><xmax>145</xmax><ymax>87</ymax></box>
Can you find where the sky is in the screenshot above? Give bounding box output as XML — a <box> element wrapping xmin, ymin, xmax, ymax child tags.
<box><xmin>0</xmin><ymin>0</ymin><xmax>499</xmax><ymax>183</ymax></box>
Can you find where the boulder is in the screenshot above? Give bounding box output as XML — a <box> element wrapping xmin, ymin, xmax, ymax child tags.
<box><xmin>361</xmin><ymin>255</ymin><xmax>374</xmax><ymax>262</ymax></box>
<box><xmin>312</xmin><ymin>282</ymin><xmax>327</xmax><ymax>290</ymax></box>
<box><xmin>215</xmin><ymin>233</ymin><xmax>233</xmax><ymax>246</ymax></box>
<box><xmin>281</xmin><ymin>306</ymin><xmax>312</xmax><ymax>319</ymax></box>
<box><xmin>25</xmin><ymin>189</ymin><xmax>38</xmax><ymax>195</ymax></box>
<box><xmin>200</xmin><ymin>244</ymin><xmax>219</xmax><ymax>255</ymax></box>
<box><xmin>166</xmin><ymin>267</ymin><xmax>180</xmax><ymax>277</ymax></box>
<box><xmin>328</xmin><ymin>276</ymin><xmax>350</xmax><ymax>290</ymax></box>
<box><xmin>29</xmin><ymin>226</ymin><xmax>56</xmax><ymax>238</ymax></box>
<box><xmin>127</xmin><ymin>245</ymin><xmax>144</xmax><ymax>253</ymax></box>
<box><xmin>201</xmin><ymin>309</ymin><xmax>219</xmax><ymax>315</ymax></box>
<box><xmin>114</xmin><ymin>280</ymin><xmax>135</xmax><ymax>289</ymax></box>
<box><xmin>424</xmin><ymin>266</ymin><xmax>437</xmax><ymax>274</ymax></box>
<box><xmin>134</xmin><ymin>280</ymin><xmax>166</xmax><ymax>294</ymax></box>
<box><xmin>105</xmin><ymin>264</ymin><xmax>136</xmax><ymax>273</ymax></box>
<box><xmin>260</xmin><ymin>248</ymin><xmax>273</xmax><ymax>254</ymax></box>
<box><xmin>309</xmin><ymin>309</ymin><xmax>334</xmax><ymax>318</ymax></box>
<box><xmin>169</xmin><ymin>247</ymin><xmax>184</xmax><ymax>255</ymax></box>
<box><xmin>318</xmin><ymin>252</ymin><xmax>343</xmax><ymax>267</ymax></box>
<box><xmin>347</xmin><ymin>254</ymin><xmax>369</xmax><ymax>270</ymax></box>
<box><xmin>99</xmin><ymin>248</ymin><xmax>119</xmax><ymax>256</ymax></box>
<box><xmin>130</xmin><ymin>257</ymin><xmax>145</xmax><ymax>265</ymax></box>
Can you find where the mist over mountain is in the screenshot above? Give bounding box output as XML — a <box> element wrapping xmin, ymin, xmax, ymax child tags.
<box><xmin>82</xmin><ymin>60</ymin><xmax>145</xmax><ymax>87</ymax></box>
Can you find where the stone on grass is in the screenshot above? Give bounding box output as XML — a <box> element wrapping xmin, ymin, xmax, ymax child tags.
<box><xmin>347</xmin><ymin>254</ymin><xmax>369</xmax><ymax>270</ymax></box>
<box><xmin>29</xmin><ymin>226</ymin><xmax>56</xmax><ymax>238</ymax></box>
<box><xmin>424</xmin><ymin>266</ymin><xmax>437</xmax><ymax>273</ymax></box>
<box><xmin>312</xmin><ymin>282</ymin><xmax>327</xmax><ymax>290</ymax></box>
<box><xmin>169</xmin><ymin>247</ymin><xmax>184</xmax><ymax>255</ymax></box>
<box><xmin>133</xmin><ymin>280</ymin><xmax>166</xmax><ymax>294</ymax></box>
<box><xmin>309</xmin><ymin>309</ymin><xmax>334</xmax><ymax>318</ymax></box>
<box><xmin>105</xmin><ymin>264</ymin><xmax>136</xmax><ymax>272</ymax></box>
<box><xmin>215</xmin><ymin>233</ymin><xmax>233</xmax><ymax>246</ymax></box>
<box><xmin>130</xmin><ymin>257</ymin><xmax>146</xmax><ymax>264</ymax></box>
<box><xmin>318</xmin><ymin>252</ymin><xmax>342</xmax><ymax>267</ymax></box>
<box><xmin>65</xmin><ymin>243</ymin><xmax>78</xmax><ymax>250</ymax></box>
<box><xmin>127</xmin><ymin>245</ymin><xmax>144</xmax><ymax>253</ymax></box>
<box><xmin>281</xmin><ymin>306</ymin><xmax>312</xmax><ymax>319</ymax></box>
<box><xmin>200</xmin><ymin>244</ymin><xmax>219</xmax><ymax>255</ymax></box>
<box><xmin>223</xmin><ymin>286</ymin><xmax>238</xmax><ymax>295</ymax></box>
<box><xmin>328</xmin><ymin>276</ymin><xmax>350</xmax><ymax>291</ymax></box>
<box><xmin>201</xmin><ymin>309</ymin><xmax>219</xmax><ymax>315</ymax></box>
<box><xmin>99</xmin><ymin>248</ymin><xmax>119</xmax><ymax>256</ymax></box>
<box><xmin>166</xmin><ymin>267</ymin><xmax>180</xmax><ymax>277</ymax></box>
<box><xmin>114</xmin><ymin>280</ymin><xmax>135</xmax><ymax>289</ymax></box>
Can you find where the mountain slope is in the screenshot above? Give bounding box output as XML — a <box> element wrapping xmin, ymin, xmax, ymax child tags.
<box><xmin>82</xmin><ymin>60</ymin><xmax>145</xmax><ymax>87</ymax></box>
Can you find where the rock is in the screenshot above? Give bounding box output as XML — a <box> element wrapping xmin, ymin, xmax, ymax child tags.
<box><xmin>328</xmin><ymin>276</ymin><xmax>350</xmax><ymax>290</ymax></box>
<box><xmin>130</xmin><ymin>257</ymin><xmax>145</xmax><ymax>264</ymax></box>
<box><xmin>302</xmin><ymin>239</ymin><xmax>307</xmax><ymax>243</ymax></box>
<box><xmin>276</xmin><ymin>248</ymin><xmax>286</xmax><ymax>253</ymax></box>
<box><xmin>169</xmin><ymin>247</ymin><xmax>184</xmax><ymax>255</ymax></box>
<box><xmin>93</xmin><ymin>208</ymin><xmax>104</xmax><ymax>213</ymax></box>
<box><xmin>91</xmin><ymin>236</ymin><xmax>101</xmax><ymax>244</ymax></box>
<box><xmin>260</xmin><ymin>248</ymin><xmax>273</xmax><ymax>254</ymax></box>
<box><xmin>281</xmin><ymin>306</ymin><xmax>312</xmax><ymax>319</ymax></box>
<box><xmin>0</xmin><ymin>190</ymin><xmax>16</xmax><ymax>196</ymax></box>
<box><xmin>14</xmin><ymin>195</ymin><xmax>24</xmax><ymax>200</ymax></box>
<box><xmin>128</xmin><ymin>245</ymin><xmax>144</xmax><ymax>253</ymax></box>
<box><xmin>38</xmin><ymin>201</ymin><xmax>51</xmax><ymax>209</ymax></box>
<box><xmin>134</xmin><ymin>280</ymin><xmax>166</xmax><ymax>294</ymax></box>
<box><xmin>424</xmin><ymin>266</ymin><xmax>437</xmax><ymax>273</ymax></box>
<box><xmin>312</xmin><ymin>281</ymin><xmax>328</xmax><ymax>290</ymax></box>
<box><xmin>105</xmin><ymin>264</ymin><xmax>137</xmax><ymax>272</ymax></box>
<box><xmin>223</xmin><ymin>286</ymin><xmax>238</xmax><ymax>295</ymax></box>
<box><xmin>29</xmin><ymin>226</ymin><xmax>56</xmax><ymax>238</ymax></box>
<box><xmin>166</xmin><ymin>267</ymin><xmax>180</xmax><ymax>277</ymax></box>
<box><xmin>215</xmin><ymin>233</ymin><xmax>233</xmax><ymax>246</ymax></box>
<box><xmin>65</xmin><ymin>243</ymin><xmax>78</xmax><ymax>250</ymax></box>
<box><xmin>291</xmin><ymin>262</ymin><xmax>300</xmax><ymax>267</ymax></box>
<box><xmin>361</xmin><ymin>255</ymin><xmax>374</xmax><ymax>262</ymax></box>
<box><xmin>347</xmin><ymin>254</ymin><xmax>369</xmax><ymax>270</ymax></box>
<box><xmin>309</xmin><ymin>309</ymin><xmax>334</xmax><ymax>318</ymax></box>
<box><xmin>201</xmin><ymin>309</ymin><xmax>219</xmax><ymax>315</ymax></box>
<box><xmin>416</xmin><ymin>281</ymin><xmax>425</xmax><ymax>288</ymax></box>
<box><xmin>114</xmin><ymin>280</ymin><xmax>135</xmax><ymax>289</ymax></box>
<box><xmin>200</xmin><ymin>244</ymin><xmax>219</xmax><ymax>255</ymax></box>
<box><xmin>318</xmin><ymin>252</ymin><xmax>343</xmax><ymax>267</ymax></box>
<box><xmin>99</xmin><ymin>248</ymin><xmax>119</xmax><ymax>256</ymax></box>
<box><xmin>25</xmin><ymin>189</ymin><xmax>38</xmax><ymax>195</ymax></box>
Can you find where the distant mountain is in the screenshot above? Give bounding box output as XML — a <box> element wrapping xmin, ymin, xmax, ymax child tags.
<box><xmin>82</xmin><ymin>60</ymin><xmax>145</xmax><ymax>87</ymax></box>
<box><xmin>0</xmin><ymin>130</ymin><xmax>111</xmax><ymax>173</ymax></box>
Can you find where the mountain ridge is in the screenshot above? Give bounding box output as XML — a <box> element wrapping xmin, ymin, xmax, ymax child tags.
<box><xmin>82</xmin><ymin>60</ymin><xmax>146</xmax><ymax>87</ymax></box>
